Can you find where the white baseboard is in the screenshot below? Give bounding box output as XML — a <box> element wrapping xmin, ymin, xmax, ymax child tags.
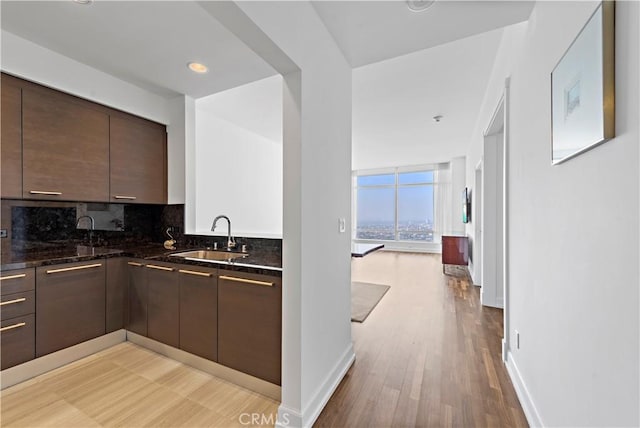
<box><xmin>292</xmin><ymin>342</ymin><xmax>355</xmax><ymax>428</ymax></box>
<box><xmin>481</xmin><ymin>293</ymin><xmax>504</xmax><ymax>309</ymax></box>
<box><xmin>505</xmin><ymin>351</ymin><xmax>544</xmax><ymax>427</ymax></box>
<box><xmin>502</xmin><ymin>338</ymin><xmax>507</xmax><ymax>362</ymax></box>
<box><xmin>1</xmin><ymin>329</ymin><xmax>126</xmax><ymax>389</ymax></box>
<box><xmin>126</xmin><ymin>331</ymin><xmax>281</xmax><ymax>401</ymax></box>
<box><xmin>275</xmin><ymin>404</ymin><xmax>303</xmax><ymax>428</ymax></box>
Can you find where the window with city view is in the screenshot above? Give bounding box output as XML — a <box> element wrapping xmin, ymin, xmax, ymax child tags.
<box><xmin>355</xmin><ymin>170</ymin><xmax>435</xmax><ymax>242</ymax></box>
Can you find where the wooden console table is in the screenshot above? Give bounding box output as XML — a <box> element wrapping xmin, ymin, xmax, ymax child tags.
<box><xmin>441</xmin><ymin>235</ymin><xmax>469</xmax><ymax>273</ymax></box>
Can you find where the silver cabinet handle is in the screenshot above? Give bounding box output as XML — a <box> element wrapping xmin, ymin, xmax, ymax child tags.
<box><xmin>46</xmin><ymin>263</ymin><xmax>102</xmax><ymax>274</ymax></box>
<box><xmin>146</xmin><ymin>264</ymin><xmax>173</xmax><ymax>272</ymax></box>
<box><xmin>127</xmin><ymin>262</ymin><xmax>144</xmax><ymax>267</ymax></box>
<box><xmin>0</xmin><ymin>298</ymin><xmax>27</xmax><ymax>306</ymax></box>
<box><xmin>219</xmin><ymin>275</ymin><xmax>273</xmax><ymax>287</ymax></box>
<box><xmin>113</xmin><ymin>195</ymin><xmax>137</xmax><ymax>200</ymax></box>
<box><xmin>0</xmin><ymin>274</ymin><xmax>27</xmax><ymax>281</ymax></box>
<box><xmin>0</xmin><ymin>322</ymin><xmax>26</xmax><ymax>332</ymax></box>
<box><xmin>29</xmin><ymin>191</ymin><xmax>62</xmax><ymax>195</ymax></box>
<box><xmin>178</xmin><ymin>269</ymin><xmax>212</xmax><ymax>277</ymax></box>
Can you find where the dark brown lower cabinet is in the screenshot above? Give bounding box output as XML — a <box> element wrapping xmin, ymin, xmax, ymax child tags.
<box><xmin>218</xmin><ymin>271</ymin><xmax>282</xmax><ymax>385</ymax></box>
<box><xmin>1</xmin><ymin>314</ymin><xmax>35</xmax><ymax>370</ymax></box>
<box><xmin>146</xmin><ymin>263</ymin><xmax>179</xmax><ymax>348</ymax></box>
<box><xmin>106</xmin><ymin>258</ymin><xmax>127</xmax><ymax>333</ymax></box>
<box><xmin>127</xmin><ymin>260</ymin><xmax>147</xmax><ymax>336</ymax></box>
<box><xmin>36</xmin><ymin>261</ymin><xmax>106</xmax><ymax>357</ymax></box>
<box><xmin>1</xmin><ymin>268</ymin><xmax>37</xmax><ymax>369</ymax></box>
<box><xmin>178</xmin><ymin>266</ymin><xmax>218</xmax><ymax>361</ymax></box>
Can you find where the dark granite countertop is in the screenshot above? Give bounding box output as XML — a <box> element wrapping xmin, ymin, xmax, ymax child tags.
<box><xmin>1</xmin><ymin>242</ymin><xmax>282</xmax><ymax>277</ymax></box>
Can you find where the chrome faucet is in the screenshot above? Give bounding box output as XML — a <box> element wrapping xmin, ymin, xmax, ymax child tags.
<box><xmin>76</xmin><ymin>215</ymin><xmax>95</xmax><ymax>245</ymax></box>
<box><xmin>211</xmin><ymin>215</ymin><xmax>236</xmax><ymax>250</ymax></box>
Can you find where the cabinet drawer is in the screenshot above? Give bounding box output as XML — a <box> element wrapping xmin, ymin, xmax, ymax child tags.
<box><xmin>0</xmin><ymin>268</ymin><xmax>35</xmax><ymax>296</ymax></box>
<box><xmin>1</xmin><ymin>290</ymin><xmax>35</xmax><ymax>321</ymax></box>
<box><xmin>1</xmin><ymin>314</ymin><xmax>35</xmax><ymax>370</ymax></box>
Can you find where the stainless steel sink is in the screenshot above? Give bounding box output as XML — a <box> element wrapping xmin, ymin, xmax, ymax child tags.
<box><xmin>170</xmin><ymin>249</ymin><xmax>249</xmax><ymax>263</ymax></box>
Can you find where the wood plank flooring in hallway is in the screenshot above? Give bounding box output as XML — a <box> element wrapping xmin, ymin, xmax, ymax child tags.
<box><xmin>315</xmin><ymin>251</ymin><xmax>527</xmax><ymax>427</ymax></box>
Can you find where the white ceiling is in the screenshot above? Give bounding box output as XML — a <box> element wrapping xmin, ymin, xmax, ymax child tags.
<box><xmin>1</xmin><ymin>0</ymin><xmax>533</xmax><ymax>170</ymax></box>
<box><xmin>311</xmin><ymin>0</ymin><xmax>534</xmax><ymax>67</ymax></box>
<box><xmin>352</xmin><ymin>26</ymin><xmax>506</xmax><ymax>170</ymax></box>
<box><xmin>0</xmin><ymin>1</ymin><xmax>277</xmax><ymax>98</ymax></box>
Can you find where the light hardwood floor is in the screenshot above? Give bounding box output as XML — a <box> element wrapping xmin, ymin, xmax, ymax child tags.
<box><xmin>315</xmin><ymin>251</ymin><xmax>528</xmax><ymax>427</ymax></box>
<box><xmin>1</xmin><ymin>342</ymin><xmax>279</xmax><ymax>427</ymax></box>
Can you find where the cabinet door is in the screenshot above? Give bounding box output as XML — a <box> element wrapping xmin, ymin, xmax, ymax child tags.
<box><xmin>22</xmin><ymin>87</ymin><xmax>109</xmax><ymax>202</ymax></box>
<box><xmin>218</xmin><ymin>271</ymin><xmax>282</xmax><ymax>385</ymax></box>
<box><xmin>178</xmin><ymin>266</ymin><xmax>218</xmax><ymax>361</ymax></box>
<box><xmin>127</xmin><ymin>261</ymin><xmax>148</xmax><ymax>336</ymax></box>
<box><xmin>1</xmin><ymin>74</ymin><xmax>23</xmax><ymax>198</ymax></box>
<box><xmin>36</xmin><ymin>261</ymin><xmax>106</xmax><ymax>357</ymax></box>
<box><xmin>106</xmin><ymin>258</ymin><xmax>127</xmax><ymax>333</ymax></box>
<box><xmin>146</xmin><ymin>263</ymin><xmax>179</xmax><ymax>348</ymax></box>
<box><xmin>110</xmin><ymin>115</ymin><xmax>166</xmax><ymax>204</ymax></box>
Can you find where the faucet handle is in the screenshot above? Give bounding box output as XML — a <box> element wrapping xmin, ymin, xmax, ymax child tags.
<box><xmin>227</xmin><ymin>237</ymin><xmax>236</xmax><ymax>249</ymax></box>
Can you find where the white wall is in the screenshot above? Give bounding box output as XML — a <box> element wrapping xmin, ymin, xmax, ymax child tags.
<box><xmin>467</xmin><ymin>1</ymin><xmax>639</xmax><ymax>426</ymax></box>
<box><xmin>167</xmin><ymin>96</ymin><xmax>188</xmax><ymax>205</ymax></box>
<box><xmin>450</xmin><ymin>156</ymin><xmax>466</xmax><ymax>234</ymax></box>
<box><xmin>193</xmin><ymin>115</ymin><xmax>283</xmax><ymax>238</ymax></box>
<box><xmin>1</xmin><ymin>31</ymin><xmax>186</xmax><ymax>203</ymax></box>
<box><xmin>200</xmin><ymin>2</ymin><xmax>354</xmax><ymax>426</ymax></box>
<box><xmin>480</xmin><ymin>132</ymin><xmax>504</xmax><ymax>308</ymax></box>
<box><xmin>188</xmin><ymin>75</ymin><xmax>283</xmax><ymax>238</ymax></box>
<box><xmin>465</xmin><ymin>21</ymin><xmax>527</xmax><ymax>278</ymax></box>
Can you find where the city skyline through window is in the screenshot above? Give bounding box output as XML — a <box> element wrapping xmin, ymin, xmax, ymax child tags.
<box><xmin>355</xmin><ymin>170</ymin><xmax>435</xmax><ymax>242</ymax></box>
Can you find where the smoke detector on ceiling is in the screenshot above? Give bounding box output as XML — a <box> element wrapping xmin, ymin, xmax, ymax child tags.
<box><xmin>433</xmin><ymin>115</ymin><xmax>443</xmax><ymax>123</ymax></box>
<box><xmin>406</xmin><ymin>0</ymin><xmax>436</xmax><ymax>12</ymax></box>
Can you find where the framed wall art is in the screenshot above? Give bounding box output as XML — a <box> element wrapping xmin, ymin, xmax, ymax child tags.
<box><xmin>551</xmin><ymin>1</ymin><xmax>615</xmax><ymax>165</ymax></box>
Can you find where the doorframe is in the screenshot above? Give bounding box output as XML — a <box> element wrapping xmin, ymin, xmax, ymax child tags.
<box><xmin>473</xmin><ymin>160</ymin><xmax>483</xmax><ymax>288</ymax></box>
<box><xmin>482</xmin><ymin>79</ymin><xmax>510</xmax><ymax>361</ymax></box>
<box><xmin>502</xmin><ymin>78</ymin><xmax>511</xmax><ymax>362</ymax></box>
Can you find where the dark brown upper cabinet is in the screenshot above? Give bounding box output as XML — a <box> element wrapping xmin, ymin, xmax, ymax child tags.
<box><xmin>22</xmin><ymin>86</ymin><xmax>110</xmax><ymax>202</ymax></box>
<box><xmin>1</xmin><ymin>73</ymin><xmax>167</xmax><ymax>203</ymax></box>
<box><xmin>1</xmin><ymin>75</ymin><xmax>23</xmax><ymax>199</ymax></box>
<box><xmin>110</xmin><ymin>114</ymin><xmax>167</xmax><ymax>204</ymax></box>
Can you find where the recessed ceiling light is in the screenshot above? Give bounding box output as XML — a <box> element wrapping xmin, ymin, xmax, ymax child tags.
<box><xmin>407</xmin><ymin>0</ymin><xmax>435</xmax><ymax>12</ymax></box>
<box><xmin>72</xmin><ymin>0</ymin><xmax>93</xmax><ymax>5</ymax></box>
<box><xmin>187</xmin><ymin>62</ymin><xmax>208</xmax><ymax>74</ymax></box>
